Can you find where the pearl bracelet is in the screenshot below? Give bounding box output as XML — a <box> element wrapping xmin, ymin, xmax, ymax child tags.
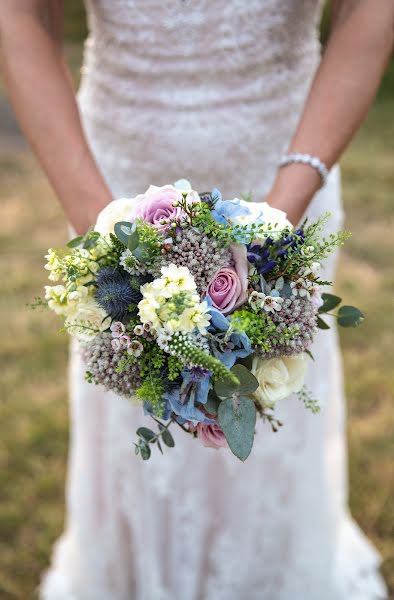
<box><xmin>279</xmin><ymin>153</ymin><xmax>329</xmax><ymax>186</ymax></box>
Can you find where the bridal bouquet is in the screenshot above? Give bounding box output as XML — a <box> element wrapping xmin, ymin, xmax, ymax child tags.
<box><xmin>42</xmin><ymin>180</ymin><xmax>363</xmax><ymax>461</ymax></box>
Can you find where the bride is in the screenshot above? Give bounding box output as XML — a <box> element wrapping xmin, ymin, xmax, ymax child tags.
<box><xmin>1</xmin><ymin>1</ymin><xmax>392</xmax><ymax>598</ymax></box>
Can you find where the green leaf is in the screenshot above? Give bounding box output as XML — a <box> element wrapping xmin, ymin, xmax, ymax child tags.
<box><xmin>137</xmin><ymin>427</ymin><xmax>156</xmax><ymax>443</ymax></box>
<box><xmin>140</xmin><ymin>442</ymin><xmax>151</xmax><ymax>460</ymax></box>
<box><xmin>317</xmin><ymin>315</ymin><xmax>330</xmax><ymax>330</ymax></box>
<box><xmin>304</xmin><ymin>349</ymin><xmax>315</xmax><ymax>362</ymax></box>
<box><xmin>236</xmin><ymin>355</ymin><xmax>253</xmax><ymax>370</ymax></box>
<box><xmin>114</xmin><ymin>221</ymin><xmax>135</xmax><ymax>245</ymax></box>
<box><xmin>83</xmin><ymin>231</ymin><xmax>100</xmax><ymax>249</ymax></box>
<box><xmin>337</xmin><ymin>305</ymin><xmax>365</xmax><ymax>327</ymax></box>
<box><xmin>127</xmin><ymin>229</ymin><xmax>140</xmax><ymax>251</ymax></box>
<box><xmin>66</xmin><ymin>235</ymin><xmax>83</xmax><ymax>249</ymax></box>
<box><xmin>218</xmin><ymin>396</ymin><xmax>256</xmax><ymax>461</ymax></box>
<box><xmin>214</xmin><ymin>377</ymin><xmax>239</xmax><ymax>398</ymax></box>
<box><xmin>132</xmin><ymin>246</ymin><xmax>149</xmax><ymax>263</ymax></box>
<box><xmin>205</xmin><ymin>390</ymin><xmax>221</xmax><ymax>416</ymax></box>
<box><xmin>159</xmin><ymin>426</ymin><xmax>175</xmax><ymax>448</ymax></box>
<box><xmin>318</xmin><ymin>293</ymin><xmax>342</xmax><ymax>313</ymax></box>
<box><xmin>231</xmin><ymin>364</ymin><xmax>259</xmax><ymax>394</ymax></box>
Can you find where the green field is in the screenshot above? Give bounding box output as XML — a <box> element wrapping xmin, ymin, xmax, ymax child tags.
<box><xmin>0</xmin><ymin>5</ymin><xmax>393</xmax><ymax>599</ymax></box>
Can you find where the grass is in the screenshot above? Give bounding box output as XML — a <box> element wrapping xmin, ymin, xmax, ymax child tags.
<box><xmin>0</xmin><ymin>27</ymin><xmax>393</xmax><ymax>600</ymax></box>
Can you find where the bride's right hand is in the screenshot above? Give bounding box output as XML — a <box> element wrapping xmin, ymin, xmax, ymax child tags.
<box><xmin>0</xmin><ymin>1</ymin><xmax>112</xmax><ymax>235</ymax></box>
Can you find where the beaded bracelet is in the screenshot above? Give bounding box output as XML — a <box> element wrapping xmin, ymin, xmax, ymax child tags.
<box><xmin>279</xmin><ymin>153</ymin><xmax>329</xmax><ymax>186</ymax></box>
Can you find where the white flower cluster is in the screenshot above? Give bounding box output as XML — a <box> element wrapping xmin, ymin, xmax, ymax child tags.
<box><xmin>44</xmin><ymin>240</ymin><xmax>112</xmax><ymax>342</ymax></box>
<box><xmin>138</xmin><ymin>264</ymin><xmax>211</xmax><ymax>341</ymax></box>
<box><xmin>290</xmin><ymin>261</ymin><xmax>322</xmax><ymax>302</ymax></box>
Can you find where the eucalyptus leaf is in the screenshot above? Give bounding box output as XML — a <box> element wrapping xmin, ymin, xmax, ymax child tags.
<box><xmin>132</xmin><ymin>246</ymin><xmax>149</xmax><ymax>263</ymax></box>
<box><xmin>114</xmin><ymin>221</ymin><xmax>135</xmax><ymax>245</ymax></box>
<box><xmin>66</xmin><ymin>235</ymin><xmax>83</xmax><ymax>249</ymax></box>
<box><xmin>137</xmin><ymin>427</ymin><xmax>156</xmax><ymax>443</ymax></box>
<box><xmin>140</xmin><ymin>443</ymin><xmax>151</xmax><ymax>460</ymax></box>
<box><xmin>214</xmin><ymin>377</ymin><xmax>239</xmax><ymax>399</ymax></box>
<box><xmin>160</xmin><ymin>426</ymin><xmax>175</xmax><ymax>448</ymax></box>
<box><xmin>236</xmin><ymin>355</ymin><xmax>253</xmax><ymax>371</ymax></box>
<box><xmin>231</xmin><ymin>364</ymin><xmax>259</xmax><ymax>394</ymax></box>
<box><xmin>218</xmin><ymin>396</ymin><xmax>256</xmax><ymax>461</ymax></box>
<box><xmin>83</xmin><ymin>231</ymin><xmax>100</xmax><ymax>249</ymax></box>
<box><xmin>205</xmin><ymin>390</ymin><xmax>221</xmax><ymax>416</ymax></box>
<box><xmin>318</xmin><ymin>293</ymin><xmax>342</xmax><ymax>313</ymax></box>
<box><xmin>127</xmin><ymin>229</ymin><xmax>140</xmax><ymax>251</ymax></box>
<box><xmin>316</xmin><ymin>316</ymin><xmax>330</xmax><ymax>330</ymax></box>
<box><xmin>337</xmin><ymin>305</ymin><xmax>365</xmax><ymax>327</ymax></box>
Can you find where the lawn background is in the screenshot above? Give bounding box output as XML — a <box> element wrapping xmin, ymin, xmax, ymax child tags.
<box><xmin>0</xmin><ymin>2</ymin><xmax>393</xmax><ymax>598</ymax></box>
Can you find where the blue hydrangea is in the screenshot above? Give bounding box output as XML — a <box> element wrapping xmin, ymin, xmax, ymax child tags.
<box><xmin>163</xmin><ymin>386</ymin><xmax>215</xmax><ymax>425</ymax></box>
<box><xmin>210</xmin><ymin>188</ymin><xmax>252</xmax><ymax>226</ymax></box>
<box><xmin>206</xmin><ymin>297</ymin><xmax>252</xmax><ymax>368</ymax></box>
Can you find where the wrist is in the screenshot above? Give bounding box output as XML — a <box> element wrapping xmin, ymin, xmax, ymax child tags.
<box><xmin>266</xmin><ymin>163</ymin><xmax>321</xmax><ymax>226</ymax></box>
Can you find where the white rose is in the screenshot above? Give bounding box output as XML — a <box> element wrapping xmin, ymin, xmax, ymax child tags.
<box><xmin>65</xmin><ymin>298</ymin><xmax>111</xmax><ymax>343</ymax></box>
<box><xmin>231</xmin><ymin>199</ymin><xmax>292</xmax><ymax>233</ymax></box>
<box><xmin>251</xmin><ymin>353</ymin><xmax>308</xmax><ymax>408</ymax></box>
<box><xmin>94</xmin><ymin>198</ymin><xmax>136</xmax><ymax>235</ymax></box>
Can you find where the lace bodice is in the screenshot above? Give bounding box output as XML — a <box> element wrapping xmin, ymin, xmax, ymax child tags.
<box><xmin>79</xmin><ymin>0</ymin><xmax>325</xmax><ymax>199</ymax></box>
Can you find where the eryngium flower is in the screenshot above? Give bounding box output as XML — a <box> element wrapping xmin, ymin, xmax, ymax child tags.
<box><xmin>95</xmin><ymin>267</ymin><xmax>142</xmax><ymax>320</ymax></box>
<box><xmin>84</xmin><ymin>332</ymin><xmax>141</xmax><ymax>397</ymax></box>
<box><xmin>153</xmin><ymin>229</ymin><xmax>232</xmax><ymax>294</ymax></box>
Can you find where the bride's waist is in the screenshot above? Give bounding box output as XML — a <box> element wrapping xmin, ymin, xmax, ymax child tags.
<box><xmin>78</xmin><ymin>55</ymin><xmax>318</xmax><ymax>120</ymax></box>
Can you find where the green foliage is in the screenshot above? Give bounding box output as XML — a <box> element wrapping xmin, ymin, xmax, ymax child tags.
<box><xmin>134</xmin><ymin>418</ymin><xmax>176</xmax><ymax>460</ymax></box>
<box><xmin>29</xmin><ymin>296</ymin><xmax>48</xmax><ymax>310</ymax></box>
<box><xmin>135</xmin><ymin>377</ymin><xmax>165</xmax><ymax>417</ymax></box>
<box><xmin>215</xmin><ymin>364</ymin><xmax>259</xmax><ymax>398</ymax></box>
<box><xmin>167</xmin><ymin>333</ymin><xmax>239</xmax><ymax>384</ymax></box>
<box><xmin>205</xmin><ymin>390</ymin><xmax>221</xmax><ymax>416</ymax></box>
<box><xmin>159</xmin><ymin>424</ymin><xmax>175</xmax><ymax>447</ymax></box>
<box><xmin>316</xmin><ymin>315</ymin><xmax>330</xmax><ymax>330</ymax></box>
<box><xmin>109</xmin><ymin>232</ymin><xmax>127</xmax><ymax>258</ymax></box>
<box><xmin>337</xmin><ymin>305</ymin><xmax>365</xmax><ymax>328</ymax></box>
<box><xmin>66</xmin><ymin>235</ymin><xmax>83</xmax><ymax>249</ymax></box>
<box><xmin>297</xmin><ymin>386</ymin><xmax>320</xmax><ymax>414</ymax></box>
<box><xmin>230</xmin><ymin>309</ymin><xmax>299</xmax><ymax>353</ymax></box>
<box><xmin>114</xmin><ymin>221</ymin><xmax>135</xmax><ymax>246</ymax></box>
<box><xmin>218</xmin><ymin>397</ymin><xmax>257</xmax><ymax>461</ymax></box>
<box><xmin>167</xmin><ymin>355</ymin><xmax>183</xmax><ymax>381</ymax></box>
<box><xmin>213</xmin><ymin>364</ymin><xmax>259</xmax><ymax>460</ymax></box>
<box><xmin>319</xmin><ymin>292</ymin><xmax>342</xmax><ymax>313</ymax></box>
<box><xmin>192</xmin><ymin>201</ymin><xmax>233</xmax><ymax>245</ymax></box>
<box><xmin>134</xmin><ymin>342</ymin><xmax>167</xmax><ymax>417</ymax></box>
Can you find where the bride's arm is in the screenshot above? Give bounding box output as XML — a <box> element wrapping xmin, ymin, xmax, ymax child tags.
<box><xmin>266</xmin><ymin>0</ymin><xmax>394</xmax><ymax>225</ymax></box>
<box><xmin>0</xmin><ymin>0</ymin><xmax>112</xmax><ymax>234</ymax></box>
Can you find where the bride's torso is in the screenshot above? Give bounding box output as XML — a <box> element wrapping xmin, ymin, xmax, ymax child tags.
<box><xmin>78</xmin><ymin>0</ymin><xmax>327</xmax><ymax>200</ymax></box>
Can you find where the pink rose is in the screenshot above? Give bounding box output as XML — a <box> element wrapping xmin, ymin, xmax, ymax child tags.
<box><xmin>129</xmin><ymin>184</ymin><xmax>199</xmax><ymax>232</ymax></box>
<box><xmin>206</xmin><ymin>243</ymin><xmax>248</xmax><ymax>314</ymax></box>
<box><xmin>194</xmin><ymin>422</ymin><xmax>228</xmax><ymax>449</ymax></box>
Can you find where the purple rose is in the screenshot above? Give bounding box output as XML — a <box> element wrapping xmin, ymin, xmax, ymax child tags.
<box><xmin>206</xmin><ymin>244</ymin><xmax>248</xmax><ymax>315</ymax></box>
<box><xmin>129</xmin><ymin>184</ymin><xmax>199</xmax><ymax>232</ymax></box>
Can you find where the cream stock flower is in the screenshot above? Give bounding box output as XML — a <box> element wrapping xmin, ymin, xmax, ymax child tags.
<box><xmin>64</xmin><ymin>298</ymin><xmax>111</xmax><ymax>343</ymax></box>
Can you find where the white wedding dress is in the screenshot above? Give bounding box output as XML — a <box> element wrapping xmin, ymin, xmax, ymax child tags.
<box><xmin>41</xmin><ymin>1</ymin><xmax>387</xmax><ymax>599</ymax></box>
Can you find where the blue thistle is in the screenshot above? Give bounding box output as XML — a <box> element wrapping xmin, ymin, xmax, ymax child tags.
<box><xmin>95</xmin><ymin>267</ymin><xmax>142</xmax><ymax>321</ymax></box>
